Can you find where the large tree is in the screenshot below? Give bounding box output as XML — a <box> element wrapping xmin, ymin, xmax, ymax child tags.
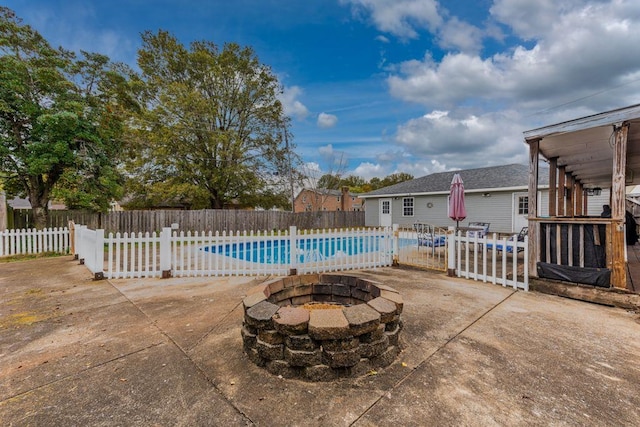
<box><xmin>380</xmin><ymin>172</ymin><xmax>414</xmax><ymax>188</ymax></box>
<box><xmin>0</xmin><ymin>8</ymin><xmax>134</xmax><ymax>228</ymax></box>
<box><xmin>126</xmin><ymin>30</ymin><xmax>298</xmax><ymax>210</ymax></box>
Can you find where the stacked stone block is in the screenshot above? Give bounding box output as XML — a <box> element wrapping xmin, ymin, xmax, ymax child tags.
<box><xmin>242</xmin><ymin>273</ymin><xmax>403</xmax><ymax>381</ymax></box>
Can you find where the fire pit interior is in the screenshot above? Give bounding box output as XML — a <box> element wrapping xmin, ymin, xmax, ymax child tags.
<box><xmin>241</xmin><ymin>273</ymin><xmax>403</xmax><ymax>381</ymax></box>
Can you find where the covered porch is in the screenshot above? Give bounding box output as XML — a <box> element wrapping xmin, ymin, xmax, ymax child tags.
<box><xmin>525</xmin><ymin>104</ymin><xmax>640</xmax><ymax>291</ymax></box>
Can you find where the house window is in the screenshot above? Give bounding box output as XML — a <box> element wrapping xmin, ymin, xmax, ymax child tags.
<box><xmin>403</xmin><ymin>197</ymin><xmax>414</xmax><ymax>217</ymax></box>
<box><xmin>518</xmin><ymin>196</ymin><xmax>529</xmax><ymax>215</ymax></box>
<box><xmin>382</xmin><ymin>200</ymin><xmax>390</xmax><ymax>214</ymax></box>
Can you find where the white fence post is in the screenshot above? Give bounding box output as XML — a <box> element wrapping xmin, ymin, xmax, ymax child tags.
<box><xmin>74</xmin><ymin>224</ymin><xmax>83</xmax><ymax>260</ymax></box>
<box><xmin>289</xmin><ymin>225</ymin><xmax>297</xmax><ymax>275</ymax></box>
<box><xmin>392</xmin><ymin>224</ymin><xmax>399</xmax><ymax>266</ymax></box>
<box><xmin>523</xmin><ymin>236</ymin><xmax>529</xmax><ymax>291</ymax></box>
<box><xmin>160</xmin><ymin>227</ymin><xmax>172</xmax><ymax>278</ymax></box>
<box><xmin>68</xmin><ymin>221</ymin><xmax>75</xmax><ymax>255</ymax></box>
<box><xmin>77</xmin><ymin>225</ymin><xmax>87</xmax><ymax>264</ymax></box>
<box><xmin>93</xmin><ymin>229</ymin><xmax>105</xmax><ymax>280</ymax></box>
<box><xmin>447</xmin><ymin>226</ymin><xmax>456</xmax><ymax>276</ymax></box>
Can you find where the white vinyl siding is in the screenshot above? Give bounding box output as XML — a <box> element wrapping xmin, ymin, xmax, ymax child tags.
<box><xmin>365</xmin><ymin>189</ymin><xmax>611</xmax><ymax>232</ymax></box>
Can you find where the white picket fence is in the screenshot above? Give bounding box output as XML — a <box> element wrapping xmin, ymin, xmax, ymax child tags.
<box><xmin>448</xmin><ymin>231</ymin><xmax>529</xmax><ymax>291</ymax></box>
<box><xmin>0</xmin><ymin>227</ymin><xmax>70</xmax><ymax>257</ymax></box>
<box><xmin>73</xmin><ymin>225</ymin><xmax>394</xmax><ymax>279</ymax></box>
<box><xmin>0</xmin><ymin>224</ymin><xmax>528</xmax><ymax>291</ymax></box>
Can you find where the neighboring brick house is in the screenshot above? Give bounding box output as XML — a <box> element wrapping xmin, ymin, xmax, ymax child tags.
<box><xmin>294</xmin><ymin>187</ymin><xmax>363</xmax><ymax>213</ymax></box>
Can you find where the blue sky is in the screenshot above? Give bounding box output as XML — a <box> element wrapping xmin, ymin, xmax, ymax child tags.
<box><xmin>6</xmin><ymin>0</ymin><xmax>640</xmax><ymax>181</ymax></box>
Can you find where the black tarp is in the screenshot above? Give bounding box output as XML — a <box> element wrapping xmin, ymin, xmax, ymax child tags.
<box><xmin>539</xmin><ymin>223</ymin><xmax>606</xmax><ymax>268</ymax></box>
<box><xmin>537</xmin><ymin>262</ymin><xmax>611</xmax><ymax>287</ymax></box>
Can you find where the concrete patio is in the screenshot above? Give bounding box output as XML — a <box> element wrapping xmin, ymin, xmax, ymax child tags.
<box><xmin>1</xmin><ymin>256</ymin><xmax>639</xmax><ymax>426</ymax></box>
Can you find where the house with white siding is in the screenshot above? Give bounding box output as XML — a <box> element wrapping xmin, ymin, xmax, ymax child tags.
<box><xmin>360</xmin><ymin>164</ymin><xmax>609</xmax><ymax>234</ymax></box>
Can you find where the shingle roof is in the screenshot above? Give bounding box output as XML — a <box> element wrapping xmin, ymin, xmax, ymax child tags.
<box><xmin>360</xmin><ymin>164</ymin><xmax>549</xmax><ymax>198</ymax></box>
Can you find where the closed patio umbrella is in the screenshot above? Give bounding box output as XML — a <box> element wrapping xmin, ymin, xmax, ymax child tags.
<box><xmin>448</xmin><ymin>173</ymin><xmax>466</xmax><ymax>229</ymax></box>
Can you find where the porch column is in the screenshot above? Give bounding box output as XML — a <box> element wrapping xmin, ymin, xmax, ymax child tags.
<box><xmin>566</xmin><ymin>173</ymin><xmax>574</xmax><ymax>217</ymax></box>
<box><xmin>549</xmin><ymin>158</ymin><xmax>557</xmax><ymax>217</ymax></box>
<box><xmin>611</xmin><ymin>123</ymin><xmax>629</xmax><ymax>289</ymax></box>
<box><xmin>575</xmin><ymin>181</ymin><xmax>583</xmax><ymax>216</ymax></box>
<box><xmin>528</xmin><ymin>139</ymin><xmax>540</xmax><ymax>276</ymax></box>
<box><xmin>557</xmin><ymin>166</ymin><xmax>566</xmax><ymax>216</ymax></box>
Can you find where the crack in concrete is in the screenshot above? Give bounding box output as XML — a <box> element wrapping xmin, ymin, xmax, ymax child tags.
<box><xmin>188</xmin><ymin>275</ymin><xmax>272</xmax><ymax>353</ymax></box>
<box><xmin>3</xmin><ymin>342</ymin><xmax>164</xmax><ymax>402</ymax></box>
<box><xmin>349</xmin><ymin>289</ymin><xmax>519</xmax><ymax>426</ymax></box>
<box><xmin>103</xmin><ymin>277</ymin><xmax>260</xmax><ymax>425</ymax></box>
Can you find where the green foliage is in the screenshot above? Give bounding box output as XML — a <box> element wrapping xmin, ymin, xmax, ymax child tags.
<box><xmin>0</xmin><ymin>7</ymin><xmax>134</xmax><ymax>227</ymax></box>
<box><xmin>311</xmin><ymin>172</ymin><xmax>413</xmax><ymax>194</ymax></box>
<box><xmin>317</xmin><ymin>173</ymin><xmax>341</xmax><ymax>190</ymax></box>
<box><xmin>379</xmin><ymin>172</ymin><xmax>414</xmax><ymax>188</ymax></box>
<box><xmin>342</xmin><ymin>175</ymin><xmax>366</xmax><ymax>187</ymax></box>
<box><xmin>124</xmin><ymin>30</ymin><xmax>299</xmax><ymax>210</ymax></box>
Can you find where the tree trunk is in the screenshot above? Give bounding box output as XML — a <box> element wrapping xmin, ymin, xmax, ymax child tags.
<box><xmin>31</xmin><ymin>205</ymin><xmax>49</xmax><ymax>229</ymax></box>
<box><xmin>209</xmin><ymin>191</ymin><xmax>224</xmax><ymax>209</ymax></box>
<box><xmin>29</xmin><ymin>189</ymin><xmax>50</xmax><ymax>229</ymax></box>
<box><xmin>27</xmin><ymin>175</ymin><xmax>53</xmax><ymax>229</ymax></box>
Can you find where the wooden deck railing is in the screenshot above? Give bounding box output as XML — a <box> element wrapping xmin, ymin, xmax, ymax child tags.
<box><xmin>531</xmin><ymin>218</ymin><xmax>616</xmax><ymax>287</ymax></box>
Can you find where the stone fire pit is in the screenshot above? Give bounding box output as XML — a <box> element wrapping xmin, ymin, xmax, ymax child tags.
<box><xmin>241</xmin><ymin>273</ymin><xmax>403</xmax><ymax>381</ymax></box>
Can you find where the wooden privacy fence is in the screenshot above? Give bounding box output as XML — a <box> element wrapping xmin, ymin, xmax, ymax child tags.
<box><xmin>11</xmin><ymin>209</ymin><xmax>365</xmax><ymax>234</ymax></box>
<box><xmin>0</xmin><ymin>227</ymin><xmax>70</xmax><ymax>257</ymax></box>
<box><xmin>73</xmin><ymin>225</ymin><xmax>393</xmax><ymax>279</ymax></box>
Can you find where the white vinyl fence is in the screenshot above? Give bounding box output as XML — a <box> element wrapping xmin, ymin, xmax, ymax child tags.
<box><xmin>70</xmin><ymin>223</ymin><xmax>529</xmax><ymax>291</ymax></box>
<box><xmin>74</xmin><ymin>225</ymin><xmax>393</xmax><ymax>279</ymax></box>
<box><xmin>448</xmin><ymin>231</ymin><xmax>529</xmax><ymax>291</ymax></box>
<box><xmin>0</xmin><ymin>227</ymin><xmax>70</xmax><ymax>257</ymax></box>
<box><xmin>396</xmin><ymin>223</ymin><xmax>448</xmax><ymax>271</ymax></box>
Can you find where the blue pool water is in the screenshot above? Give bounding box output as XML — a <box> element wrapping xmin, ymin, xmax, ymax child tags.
<box><xmin>202</xmin><ymin>236</ymin><xmax>390</xmax><ymax>264</ymax></box>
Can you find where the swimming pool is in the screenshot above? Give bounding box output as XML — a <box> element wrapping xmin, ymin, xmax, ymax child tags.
<box><xmin>202</xmin><ymin>236</ymin><xmax>391</xmax><ymax>264</ymax></box>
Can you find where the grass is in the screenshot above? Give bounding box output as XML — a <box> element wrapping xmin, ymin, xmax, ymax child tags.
<box><xmin>0</xmin><ymin>251</ymin><xmax>67</xmax><ymax>263</ymax></box>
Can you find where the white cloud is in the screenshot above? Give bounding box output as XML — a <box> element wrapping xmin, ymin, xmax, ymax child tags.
<box><xmin>317</xmin><ymin>112</ymin><xmax>338</xmax><ymax>128</ymax></box>
<box><xmin>342</xmin><ymin>0</ymin><xmax>485</xmax><ymax>53</ymax></box>
<box><xmin>301</xmin><ymin>162</ymin><xmax>322</xmax><ymax>180</ymax></box>
<box><xmin>202</xmin><ymin>1</ymin><xmax>640</xmax><ymax>179</ymax></box>
<box><xmin>280</xmin><ymin>86</ymin><xmax>310</xmax><ymax>121</ymax></box>
<box><xmin>387</xmin><ymin>52</ymin><xmax>500</xmax><ymax>106</ymax></box>
<box><xmin>387</xmin><ymin>0</ymin><xmax>640</xmax><ymax>114</ymax></box>
<box><xmin>318</xmin><ymin>144</ymin><xmax>335</xmax><ymax>157</ymax></box>
<box><xmin>352</xmin><ymin>162</ymin><xmax>387</xmax><ymax>180</ymax></box>
<box><xmin>375</xmin><ymin>149</ymin><xmax>405</xmax><ymax>163</ymax></box>
<box><xmin>350</xmin><ymin>158</ymin><xmax>449</xmax><ymax>181</ymax></box>
<box><xmin>394</xmin><ymin>109</ymin><xmax>528</xmax><ymax>169</ymax></box>
<box><xmin>436</xmin><ymin>17</ymin><xmax>484</xmax><ymax>53</ymax></box>
<box><xmin>489</xmin><ymin>0</ymin><xmax>585</xmax><ymax>40</ymax></box>
<box><xmin>394</xmin><ymin>158</ymin><xmax>449</xmax><ymax>178</ymax></box>
<box><xmin>341</xmin><ymin>0</ymin><xmax>442</xmax><ymax>39</ymax></box>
